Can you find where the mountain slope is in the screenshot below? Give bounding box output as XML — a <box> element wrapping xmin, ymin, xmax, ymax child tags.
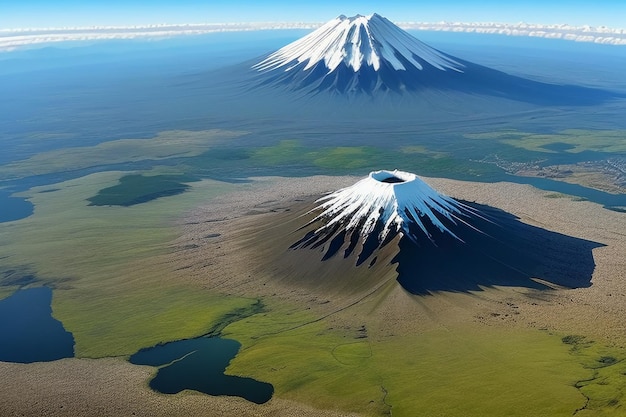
<box><xmin>253</xmin><ymin>13</ymin><xmax>464</xmax><ymax>95</ymax></box>
<box><xmin>289</xmin><ymin>171</ymin><xmax>602</xmax><ymax>294</ymax></box>
<box><xmin>250</xmin><ymin>13</ymin><xmax>621</xmax><ymax>104</ymax></box>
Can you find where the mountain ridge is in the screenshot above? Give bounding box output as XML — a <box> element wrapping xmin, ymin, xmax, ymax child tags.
<box><xmin>253</xmin><ymin>13</ymin><xmax>464</xmax><ymax>74</ymax></box>
<box><xmin>249</xmin><ymin>13</ymin><xmax>622</xmax><ymax>104</ymax></box>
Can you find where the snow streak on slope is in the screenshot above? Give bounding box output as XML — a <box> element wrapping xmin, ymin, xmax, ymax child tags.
<box><xmin>253</xmin><ymin>13</ymin><xmax>464</xmax><ymax>74</ymax></box>
<box><xmin>249</xmin><ymin>13</ymin><xmax>620</xmax><ymax>101</ymax></box>
<box><xmin>308</xmin><ymin>170</ymin><xmax>474</xmax><ymax>245</ymax></box>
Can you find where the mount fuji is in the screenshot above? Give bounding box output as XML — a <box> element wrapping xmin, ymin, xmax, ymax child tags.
<box><xmin>286</xmin><ymin>171</ymin><xmax>602</xmax><ymax>295</ymax></box>
<box><xmin>250</xmin><ymin>13</ymin><xmax>618</xmax><ymax>104</ymax></box>
<box><xmin>253</xmin><ymin>13</ymin><xmax>464</xmax><ymax>95</ymax></box>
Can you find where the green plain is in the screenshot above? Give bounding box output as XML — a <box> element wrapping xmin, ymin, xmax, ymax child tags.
<box><xmin>224</xmin><ymin>304</ymin><xmax>626</xmax><ymax>417</ymax></box>
<box><xmin>1</xmin><ymin>129</ymin><xmax>625</xmax><ymax>415</ymax></box>
<box><xmin>0</xmin><ymin>170</ymin><xmax>255</xmax><ymax>357</ymax></box>
<box><xmin>465</xmin><ymin>129</ymin><xmax>626</xmax><ymax>154</ymax></box>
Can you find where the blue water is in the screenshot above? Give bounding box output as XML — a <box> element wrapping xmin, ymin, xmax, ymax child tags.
<box><xmin>0</xmin><ymin>286</ymin><xmax>74</xmax><ymax>363</ymax></box>
<box><xmin>0</xmin><ymin>190</ymin><xmax>33</xmax><ymax>223</ymax></box>
<box><xmin>507</xmin><ymin>175</ymin><xmax>626</xmax><ymax>209</ymax></box>
<box><xmin>130</xmin><ymin>336</ymin><xmax>273</xmax><ymax>404</ymax></box>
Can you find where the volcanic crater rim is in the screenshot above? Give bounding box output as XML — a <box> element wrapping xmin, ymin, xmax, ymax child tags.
<box><xmin>370</xmin><ymin>170</ymin><xmax>412</xmax><ymax>184</ymax></box>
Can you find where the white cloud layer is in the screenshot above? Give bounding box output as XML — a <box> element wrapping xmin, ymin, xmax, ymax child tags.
<box><xmin>0</xmin><ymin>22</ymin><xmax>318</xmax><ymax>52</ymax></box>
<box><xmin>1</xmin><ymin>21</ymin><xmax>625</xmax><ymax>52</ymax></box>
<box><xmin>400</xmin><ymin>21</ymin><xmax>626</xmax><ymax>45</ymax></box>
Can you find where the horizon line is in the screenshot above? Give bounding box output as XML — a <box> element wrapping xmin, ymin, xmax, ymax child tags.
<box><xmin>2</xmin><ymin>20</ymin><xmax>626</xmax><ymax>52</ymax></box>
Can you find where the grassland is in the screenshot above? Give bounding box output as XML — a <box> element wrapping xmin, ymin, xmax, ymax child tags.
<box><xmin>223</xmin><ymin>301</ymin><xmax>626</xmax><ymax>417</ymax></box>
<box><xmin>249</xmin><ymin>139</ymin><xmax>503</xmax><ymax>179</ymax></box>
<box><xmin>1</xmin><ymin>167</ymin><xmax>625</xmax><ymax>416</ymax></box>
<box><xmin>0</xmin><ymin>129</ymin><xmax>246</xmax><ymax>180</ymax></box>
<box><xmin>0</xmin><ymin>170</ymin><xmax>258</xmax><ymax>357</ymax></box>
<box><xmin>2</xmin><ymin>129</ymin><xmax>625</xmax><ymax>416</ymax></box>
<box><xmin>465</xmin><ymin>129</ymin><xmax>626</xmax><ymax>154</ymax></box>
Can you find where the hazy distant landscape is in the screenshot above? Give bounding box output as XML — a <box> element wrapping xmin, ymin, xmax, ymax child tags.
<box><xmin>1</xmin><ymin>25</ymin><xmax>626</xmax><ymax>416</ymax></box>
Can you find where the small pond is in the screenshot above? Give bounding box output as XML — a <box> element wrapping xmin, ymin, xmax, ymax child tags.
<box><xmin>130</xmin><ymin>336</ymin><xmax>273</xmax><ymax>404</ymax></box>
<box><xmin>0</xmin><ymin>286</ymin><xmax>74</xmax><ymax>363</ymax></box>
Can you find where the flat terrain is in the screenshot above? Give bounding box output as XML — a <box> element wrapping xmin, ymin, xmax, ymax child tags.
<box><xmin>2</xmin><ymin>175</ymin><xmax>625</xmax><ymax>416</ymax></box>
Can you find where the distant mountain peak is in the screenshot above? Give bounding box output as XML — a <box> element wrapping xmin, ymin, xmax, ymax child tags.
<box><xmin>253</xmin><ymin>13</ymin><xmax>463</xmax><ymax>75</ymax></box>
<box><xmin>248</xmin><ymin>13</ymin><xmax>621</xmax><ymax>103</ymax></box>
<box><xmin>251</xmin><ymin>13</ymin><xmax>469</xmax><ymax>94</ymax></box>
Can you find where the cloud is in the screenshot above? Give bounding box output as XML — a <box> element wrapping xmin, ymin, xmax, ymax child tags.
<box><xmin>398</xmin><ymin>21</ymin><xmax>626</xmax><ymax>45</ymax></box>
<box><xmin>0</xmin><ymin>23</ymin><xmax>318</xmax><ymax>52</ymax></box>
<box><xmin>1</xmin><ymin>21</ymin><xmax>625</xmax><ymax>52</ymax></box>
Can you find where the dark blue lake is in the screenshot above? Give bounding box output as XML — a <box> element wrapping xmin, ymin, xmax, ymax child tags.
<box><xmin>130</xmin><ymin>336</ymin><xmax>273</xmax><ymax>404</ymax></box>
<box><xmin>0</xmin><ymin>286</ymin><xmax>74</xmax><ymax>363</ymax></box>
<box><xmin>0</xmin><ymin>189</ymin><xmax>33</xmax><ymax>223</ymax></box>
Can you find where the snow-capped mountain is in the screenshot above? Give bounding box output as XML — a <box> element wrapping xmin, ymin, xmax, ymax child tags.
<box><xmin>253</xmin><ymin>13</ymin><xmax>465</xmax><ymax>94</ymax></box>
<box><xmin>293</xmin><ymin>170</ymin><xmax>482</xmax><ymax>265</ymax></box>
<box><xmin>250</xmin><ymin>13</ymin><xmax>619</xmax><ymax>103</ymax></box>
<box><xmin>306</xmin><ymin>170</ymin><xmax>472</xmax><ymax>244</ymax></box>
<box><xmin>254</xmin><ymin>14</ymin><xmax>463</xmax><ymax>75</ymax></box>
<box><xmin>289</xmin><ymin>171</ymin><xmax>599</xmax><ymax>294</ymax></box>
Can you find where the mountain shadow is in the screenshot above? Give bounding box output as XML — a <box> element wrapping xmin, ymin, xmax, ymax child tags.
<box><xmin>250</xmin><ymin>54</ymin><xmax>624</xmax><ymax>106</ymax></box>
<box><xmin>293</xmin><ymin>201</ymin><xmax>604</xmax><ymax>295</ymax></box>
<box><xmin>393</xmin><ymin>202</ymin><xmax>604</xmax><ymax>294</ymax></box>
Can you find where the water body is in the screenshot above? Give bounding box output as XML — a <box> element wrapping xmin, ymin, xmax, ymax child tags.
<box><xmin>0</xmin><ymin>286</ymin><xmax>74</xmax><ymax>363</ymax></box>
<box><xmin>0</xmin><ymin>189</ymin><xmax>33</xmax><ymax>223</ymax></box>
<box><xmin>129</xmin><ymin>336</ymin><xmax>273</xmax><ymax>404</ymax></box>
<box><xmin>506</xmin><ymin>175</ymin><xmax>626</xmax><ymax>209</ymax></box>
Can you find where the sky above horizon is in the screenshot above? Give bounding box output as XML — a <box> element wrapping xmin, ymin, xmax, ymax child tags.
<box><xmin>3</xmin><ymin>0</ymin><xmax>626</xmax><ymax>29</ymax></box>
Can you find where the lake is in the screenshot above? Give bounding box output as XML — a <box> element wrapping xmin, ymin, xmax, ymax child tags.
<box><xmin>130</xmin><ymin>336</ymin><xmax>273</xmax><ymax>404</ymax></box>
<box><xmin>0</xmin><ymin>189</ymin><xmax>33</xmax><ymax>223</ymax></box>
<box><xmin>0</xmin><ymin>286</ymin><xmax>74</xmax><ymax>363</ymax></box>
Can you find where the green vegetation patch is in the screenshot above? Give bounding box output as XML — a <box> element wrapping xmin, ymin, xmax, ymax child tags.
<box><xmin>252</xmin><ymin>140</ymin><xmax>397</xmax><ymax>172</ymax></box>
<box><xmin>0</xmin><ymin>129</ymin><xmax>246</xmax><ymax>180</ymax></box>
<box><xmin>250</xmin><ymin>139</ymin><xmax>501</xmax><ymax>179</ymax></box>
<box><xmin>400</xmin><ymin>145</ymin><xmax>448</xmax><ymax>158</ymax></box>
<box><xmin>87</xmin><ymin>173</ymin><xmax>197</xmax><ymax>206</ymax></box>
<box><xmin>253</xmin><ymin>139</ymin><xmax>311</xmax><ymax>166</ymax></box>
<box><xmin>374</xmin><ymin>328</ymin><xmax>586</xmax><ymax>417</ymax></box>
<box><xmin>224</xmin><ymin>305</ymin><xmax>388</xmax><ymax>415</ymax></box>
<box><xmin>253</xmin><ymin>140</ymin><xmax>405</xmax><ymax>170</ymax></box>
<box><xmin>545</xmin><ymin>192</ymin><xmax>569</xmax><ymax>199</ymax></box>
<box><xmin>62</xmin><ymin>285</ymin><xmax>259</xmax><ymax>358</ymax></box>
<box><xmin>312</xmin><ymin>146</ymin><xmax>381</xmax><ymax>169</ymax></box>
<box><xmin>332</xmin><ymin>341</ymin><xmax>372</xmax><ymax>366</ymax></box>
<box><xmin>466</xmin><ymin>129</ymin><xmax>626</xmax><ymax>154</ymax></box>
<box><xmin>225</xmin><ymin>306</ymin><xmax>598</xmax><ymax>417</ymax></box>
<box><xmin>0</xmin><ymin>171</ymin><xmax>250</xmax><ymax>357</ymax></box>
<box><xmin>562</xmin><ymin>335</ymin><xmax>626</xmax><ymax>415</ymax></box>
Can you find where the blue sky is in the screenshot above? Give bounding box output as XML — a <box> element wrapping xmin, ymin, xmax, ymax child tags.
<box><xmin>2</xmin><ymin>0</ymin><xmax>625</xmax><ymax>29</ymax></box>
